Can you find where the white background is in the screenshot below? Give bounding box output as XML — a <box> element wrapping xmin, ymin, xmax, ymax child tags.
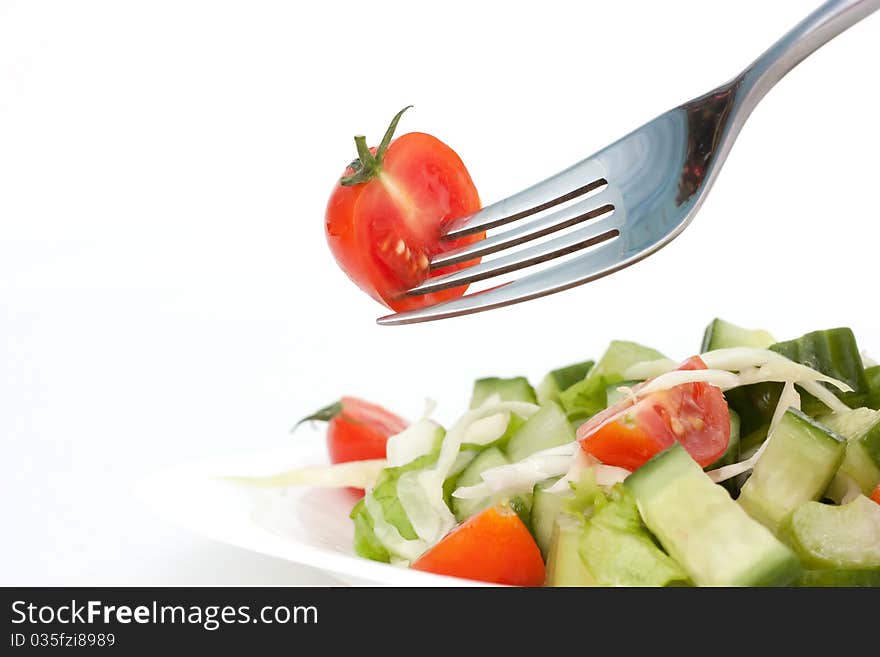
<box><xmin>2</xmin><ymin>0</ymin><xmax>878</xmax><ymax>585</ymax></box>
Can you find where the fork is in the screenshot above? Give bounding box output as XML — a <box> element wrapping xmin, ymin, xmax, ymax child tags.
<box><xmin>378</xmin><ymin>0</ymin><xmax>879</xmax><ymax>325</ymax></box>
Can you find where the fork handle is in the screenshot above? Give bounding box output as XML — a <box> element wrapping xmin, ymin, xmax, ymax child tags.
<box><xmin>739</xmin><ymin>0</ymin><xmax>880</xmax><ymax>115</ymax></box>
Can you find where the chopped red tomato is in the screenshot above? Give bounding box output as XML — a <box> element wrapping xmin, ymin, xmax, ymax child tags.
<box><xmin>578</xmin><ymin>356</ymin><xmax>731</xmax><ymax>470</ymax></box>
<box><xmin>411</xmin><ymin>505</ymin><xmax>546</xmax><ymax>586</ymax></box>
<box><xmin>325</xmin><ymin>107</ymin><xmax>483</xmax><ymax>311</ymax></box>
<box><xmin>870</xmin><ymin>483</ymin><xmax>880</xmax><ymax>506</ymax></box>
<box><xmin>299</xmin><ymin>397</ymin><xmax>407</xmax><ymax>496</ymax></box>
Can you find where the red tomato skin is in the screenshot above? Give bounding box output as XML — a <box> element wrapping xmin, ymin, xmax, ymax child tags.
<box><xmin>323</xmin><ymin>397</ymin><xmax>407</xmax><ymax>497</ymax></box>
<box><xmin>325</xmin><ymin>133</ymin><xmax>483</xmax><ymax>311</ymax></box>
<box><xmin>578</xmin><ymin>356</ymin><xmax>730</xmax><ymax>470</ymax></box>
<box><xmin>870</xmin><ymin>483</ymin><xmax>880</xmax><ymax>506</ymax></box>
<box><xmin>411</xmin><ymin>506</ymin><xmax>546</xmax><ymax>586</ymax></box>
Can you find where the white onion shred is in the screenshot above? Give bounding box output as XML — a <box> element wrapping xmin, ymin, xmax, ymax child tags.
<box><xmin>546</xmin><ymin>450</ymin><xmax>630</xmax><ymax>493</ymax></box>
<box><xmin>452</xmin><ymin>442</ymin><xmax>579</xmax><ymax>500</ymax></box>
<box><xmin>636</xmin><ymin>369</ymin><xmax>741</xmax><ymax>395</ymax></box>
<box><xmin>862</xmin><ymin>351</ymin><xmax>878</xmax><ymax>368</ymax></box>
<box><xmin>224</xmin><ymin>458</ymin><xmax>387</xmax><ymax>489</ymax></box>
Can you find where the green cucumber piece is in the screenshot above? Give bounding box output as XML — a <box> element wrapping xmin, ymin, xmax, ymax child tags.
<box><xmin>796</xmin><ymin>569</ymin><xmax>880</xmax><ymax>587</ymax></box>
<box><xmin>504</xmin><ymin>402</ymin><xmax>575</xmax><ymax>464</ymax></box>
<box><xmin>727</xmin><ymin>328</ymin><xmax>869</xmax><ymax>439</ymax></box>
<box><xmin>770</xmin><ymin>327</ymin><xmax>869</xmax><ymax>408</ymax></box>
<box><xmin>738</xmin><ymin>409</ymin><xmax>845</xmax><ymax>533</ymax></box>
<box><xmin>578</xmin><ymin>486</ymin><xmax>688</xmax><ymax>587</ymax></box>
<box><xmin>781</xmin><ymin>495</ymin><xmax>880</xmax><ymax>570</ymax></box>
<box><xmin>530</xmin><ymin>479</ymin><xmax>570</xmax><ymax>560</ymax></box>
<box><xmin>559</xmin><ymin>341</ymin><xmax>664</xmax><ymax>424</ymax></box>
<box><xmin>450</xmin><ymin>447</ymin><xmax>510</xmax><ymax>522</ymax></box>
<box><xmin>508</xmin><ymin>494</ymin><xmax>533</xmax><ymax>531</ymax></box>
<box><xmin>536</xmin><ymin>361</ymin><xmax>594</xmax><ymax>406</ymax></box>
<box><xmin>866</xmin><ymin>365</ymin><xmax>880</xmax><ymax>410</ymax></box>
<box><xmin>701</xmin><ymin>318</ymin><xmax>775</xmax><ymax>352</ymax></box>
<box><xmin>469</xmin><ymin>376</ymin><xmax>537</xmax><ymax>409</ymax></box>
<box><xmin>545</xmin><ymin>515</ymin><xmax>596</xmax><ymax>587</ymax></box>
<box><xmin>626</xmin><ymin>443</ymin><xmax>800</xmax><ymax>586</ymax></box>
<box><xmin>820</xmin><ymin>407</ymin><xmax>880</xmax><ymax>494</ymax></box>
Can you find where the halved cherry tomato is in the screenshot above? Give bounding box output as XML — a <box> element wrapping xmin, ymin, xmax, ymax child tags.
<box><xmin>411</xmin><ymin>505</ymin><xmax>545</xmax><ymax>586</ymax></box>
<box><xmin>325</xmin><ymin>107</ymin><xmax>484</xmax><ymax>311</ymax></box>
<box><xmin>299</xmin><ymin>397</ymin><xmax>407</xmax><ymax>495</ymax></box>
<box><xmin>577</xmin><ymin>355</ymin><xmax>730</xmax><ymax>471</ymax></box>
<box><xmin>870</xmin><ymin>483</ymin><xmax>880</xmax><ymax>506</ymax></box>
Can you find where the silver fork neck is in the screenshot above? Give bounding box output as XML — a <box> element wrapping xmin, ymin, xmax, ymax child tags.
<box><xmin>736</xmin><ymin>0</ymin><xmax>880</xmax><ymax>118</ymax></box>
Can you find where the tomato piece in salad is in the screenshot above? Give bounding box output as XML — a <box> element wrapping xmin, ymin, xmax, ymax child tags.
<box><xmin>870</xmin><ymin>483</ymin><xmax>880</xmax><ymax>506</ymax></box>
<box><xmin>577</xmin><ymin>355</ymin><xmax>731</xmax><ymax>470</ymax></box>
<box><xmin>299</xmin><ymin>396</ymin><xmax>407</xmax><ymax>495</ymax></box>
<box><xmin>325</xmin><ymin>107</ymin><xmax>483</xmax><ymax>311</ymax></box>
<box><xmin>411</xmin><ymin>505</ymin><xmax>545</xmax><ymax>586</ymax></box>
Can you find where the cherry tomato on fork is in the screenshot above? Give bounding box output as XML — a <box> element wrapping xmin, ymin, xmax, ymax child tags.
<box><xmin>325</xmin><ymin>107</ymin><xmax>484</xmax><ymax>311</ymax></box>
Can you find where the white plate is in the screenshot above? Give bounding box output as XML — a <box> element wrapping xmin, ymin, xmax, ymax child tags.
<box><xmin>134</xmin><ymin>435</ymin><xmax>488</xmax><ymax>586</ymax></box>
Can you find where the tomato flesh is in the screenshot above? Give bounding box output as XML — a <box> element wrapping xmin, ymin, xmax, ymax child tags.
<box><xmin>326</xmin><ymin>133</ymin><xmax>483</xmax><ymax>311</ymax></box>
<box><xmin>578</xmin><ymin>356</ymin><xmax>730</xmax><ymax>470</ymax></box>
<box><xmin>411</xmin><ymin>505</ymin><xmax>545</xmax><ymax>586</ymax></box>
<box><xmin>870</xmin><ymin>483</ymin><xmax>880</xmax><ymax>506</ymax></box>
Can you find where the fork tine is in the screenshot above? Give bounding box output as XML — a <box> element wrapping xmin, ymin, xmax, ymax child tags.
<box><xmin>407</xmin><ymin>210</ymin><xmax>622</xmax><ymax>296</ymax></box>
<box><xmin>443</xmin><ymin>158</ymin><xmax>608</xmax><ymax>239</ymax></box>
<box><xmin>432</xmin><ymin>187</ymin><xmax>617</xmax><ymax>269</ymax></box>
<box><xmin>377</xmin><ymin>237</ymin><xmax>629</xmax><ymax>325</ymax></box>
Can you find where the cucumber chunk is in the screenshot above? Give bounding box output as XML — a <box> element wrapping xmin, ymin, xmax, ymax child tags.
<box><xmin>545</xmin><ymin>515</ymin><xmax>596</xmax><ymax>587</ymax></box>
<box><xmin>626</xmin><ymin>444</ymin><xmax>800</xmax><ymax>586</ymax></box>
<box><xmin>559</xmin><ymin>341</ymin><xmax>664</xmax><ymax>424</ymax></box>
<box><xmin>796</xmin><ymin>569</ymin><xmax>880</xmax><ymax>587</ymax></box>
<box><xmin>738</xmin><ymin>409</ymin><xmax>845</xmax><ymax>533</ymax></box>
<box><xmin>469</xmin><ymin>376</ymin><xmax>537</xmax><ymax>409</ymax></box>
<box><xmin>781</xmin><ymin>495</ymin><xmax>880</xmax><ymax>570</ymax></box>
<box><xmin>701</xmin><ymin>318</ymin><xmax>775</xmax><ymax>352</ymax></box>
<box><xmin>536</xmin><ymin>361</ymin><xmax>594</xmax><ymax>406</ymax></box>
<box><xmin>578</xmin><ymin>487</ymin><xmax>688</xmax><ymax>587</ymax></box>
<box><xmin>530</xmin><ymin>479</ymin><xmax>570</xmax><ymax>559</ymax></box>
<box><xmin>866</xmin><ymin>365</ymin><xmax>880</xmax><ymax>410</ymax></box>
<box><xmin>450</xmin><ymin>447</ymin><xmax>510</xmax><ymax>522</ymax></box>
<box><xmin>770</xmin><ymin>327</ymin><xmax>869</xmax><ymax>408</ymax></box>
<box><xmin>727</xmin><ymin>328</ymin><xmax>869</xmax><ymax>440</ymax></box>
<box><xmin>504</xmin><ymin>402</ymin><xmax>575</xmax><ymax>464</ymax></box>
<box><xmin>819</xmin><ymin>407</ymin><xmax>880</xmax><ymax>495</ymax></box>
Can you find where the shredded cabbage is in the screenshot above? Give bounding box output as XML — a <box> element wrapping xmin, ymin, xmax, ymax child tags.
<box><xmin>386</xmin><ymin>418</ymin><xmax>443</xmax><ymax>467</ymax></box>
<box><xmin>224</xmin><ymin>458</ymin><xmax>387</xmax><ymax>489</ymax></box>
<box><xmin>461</xmin><ymin>412</ymin><xmax>510</xmax><ymax>446</ymax></box>
<box><xmin>364</xmin><ymin>490</ymin><xmax>427</xmax><ymax>563</ymax></box>
<box><xmin>388</xmin><ymin>399</ymin><xmax>540</xmax><ymax>552</ymax></box>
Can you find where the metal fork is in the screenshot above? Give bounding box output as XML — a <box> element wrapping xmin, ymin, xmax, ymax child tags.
<box><xmin>378</xmin><ymin>0</ymin><xmax>879</xmax><ymax>325</ymax></box>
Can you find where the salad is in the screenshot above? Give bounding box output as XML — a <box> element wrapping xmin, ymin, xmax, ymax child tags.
<box><xmin>243</xmin><ymin>319</ymin><xmax>880</xmax><ymax>586</ymax></box>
